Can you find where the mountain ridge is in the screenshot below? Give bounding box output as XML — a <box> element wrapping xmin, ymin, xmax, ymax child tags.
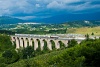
<box><xmin>32</xmin><ymin>12</ymin><xmax>100</xmax><ymax>23</ymax></box>
<box><xmin>0</xmin><ymin>16</ymin><xmax>25</xmax><ymax>24</ymax></box>
<box><xmin>0</xmin><ymin>12</ymin><xmax>100</xmax><ymax>24</ymax></box>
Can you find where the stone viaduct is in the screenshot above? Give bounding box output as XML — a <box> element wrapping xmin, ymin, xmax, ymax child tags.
<box><xmin>11</xmin><ymin>34</ymin><xmax>85</xmax><ymax>50</ymax></box>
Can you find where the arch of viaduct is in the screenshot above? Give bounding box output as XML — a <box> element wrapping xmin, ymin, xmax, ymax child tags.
<box><xmin>11</xmin><ymin>36</ymin><xmax>83</xmax><ymax>50</ymax></box>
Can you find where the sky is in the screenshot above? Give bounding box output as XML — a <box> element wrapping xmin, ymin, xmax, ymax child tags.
<box><xmin>0</xmin><ymin>0</ymin><xmax>100</xmax><ymax>20</ymax></box>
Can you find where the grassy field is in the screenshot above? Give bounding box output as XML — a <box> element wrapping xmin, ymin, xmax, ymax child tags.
<box><xmin>67</xmin><ymin>26</ymin><xmax>100</xmax><ymax>36</ymax></box>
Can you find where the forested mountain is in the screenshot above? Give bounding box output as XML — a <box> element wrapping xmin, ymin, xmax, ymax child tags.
<box><xmin>0</xmin><ymin>16</ymin><xmax>25</xmax><ymax>24</ymax></box>
<box><xmin>31</xmin><ymin>12</ymin><xmax>100</xmax><ymax>23</ymax></box>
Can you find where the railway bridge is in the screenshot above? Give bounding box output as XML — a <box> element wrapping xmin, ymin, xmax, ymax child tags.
<box><xmin>11</xmin><ymin>34</ymin><xmax>85</xmax><ymax>50</ymax></box>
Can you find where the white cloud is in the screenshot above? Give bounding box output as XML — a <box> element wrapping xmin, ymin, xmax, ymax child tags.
<box><xmin>47</xmin><ymin>0</ymin><xmax>100</xmax><ymax>12</ymax></box>
<box><xmin>58</xmin><ymin>0</ymin><xmax>80</xmax><ymax>4</ymax></box>
<box><xmin>0</xmin><ymin>0</ymin><xmax>99</xmax><ymax>17</ymax></box>
<box><xmin>16</xmin><ymin>16</ymin><xmax>37</xmax><ymax>20</ymax></box>
<box><xmin>36</xmin><ymin>4</ymin><xmax>40</xmax><ymax>7</ymax></box>
<box><xmin>47</xmin><ymin>1</ymin><xmax>60</xmax><ymax>8</ymax></box>
<box><xmin>71</xmin><ymin>2</ymin><xmax>100</xmax><ymax>11</ymax></box>
<box><xmin>0</xmin><ymin>0</ymin><xmax>36</xmax><ymax>15</ymax></box>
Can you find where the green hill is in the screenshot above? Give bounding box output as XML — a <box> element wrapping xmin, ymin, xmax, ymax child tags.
<box><xmin>7</xmin><ymin>39</ymin><xmax>100</xmax><ymax>67</ymax></box>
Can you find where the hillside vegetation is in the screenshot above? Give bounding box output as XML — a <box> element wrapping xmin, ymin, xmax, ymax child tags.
<box><xmin>67</xmin><ymin>26</ymin><xmax>100</xmax><ymax>36</ymax></box>
<box><xmin>7</xmin><ymin>39</ymin><xmax>100</xmax><ymax>67</ymax></box>
<box><xmin>0</xmin><ymin>34</ymin><xmax>100</xmax><ymax>67</ymax></box>
<box><xmin>0</xmin><ymin>34</ymin><xmax>14</xmax><ymax>53</ymax></box>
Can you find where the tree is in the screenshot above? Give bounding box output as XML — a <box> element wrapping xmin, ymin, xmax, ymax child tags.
<box><xmin>51</xmin><ymin>40</ymin><xmax>56</xmax><ymax>50</ymax></box>
<box><xmin>2</xmin><ymin>50</ymin><xmax>19</xmax><ymax>64</ymax></box>
<box><xmin>91</xmin><ymin>32</ymin><xmax>94</xmax><ymax>35</ymax></box>
<box><xmin>59</xmin><ymin>41</ymin><xmax>65</xmax><ymax>49</ymax></box>
<box><xmin>0</xmin><ymin>34</ymin><xmax>14</xmax><ymax>52</ymax></box>
<box><xmin>68</xmin><ymin>39</ymin><xmax>78</xmax><ymax>48</ymax></box>
<box><xmin>80</xmin><ymin>39</ymin><xmax>100</xmax><ymax>67</ymax></box>
<box><xmin>85</xmin><ymin>34</ymin><xmax>89</xmax><ymax>40</ymax></box>
<box><xmin>2</xmin><ymin>50</ymin><xmax>13</xmax><ymax>59</ymax></box>
<box><xmin>22</xmin><ymin>46</ymin><xmax>34</xmax><ymax>59</ymax></box>
<box><xmin>48</xmin><ymin>39</ymin><xmax>100</xmax><ymax>67</ymax></box>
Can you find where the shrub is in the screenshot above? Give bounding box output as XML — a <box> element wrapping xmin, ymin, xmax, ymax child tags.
<box><xmin>2</xmin><ymin>50</ymin><xmax>19</xmax><ymax>64</ymax></box>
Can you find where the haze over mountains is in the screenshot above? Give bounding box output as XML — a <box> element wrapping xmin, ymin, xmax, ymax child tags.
<box><xmin>0</xmin><ymin>12</ymin><xmax>100</xmax><ymax>24</ymax></box>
